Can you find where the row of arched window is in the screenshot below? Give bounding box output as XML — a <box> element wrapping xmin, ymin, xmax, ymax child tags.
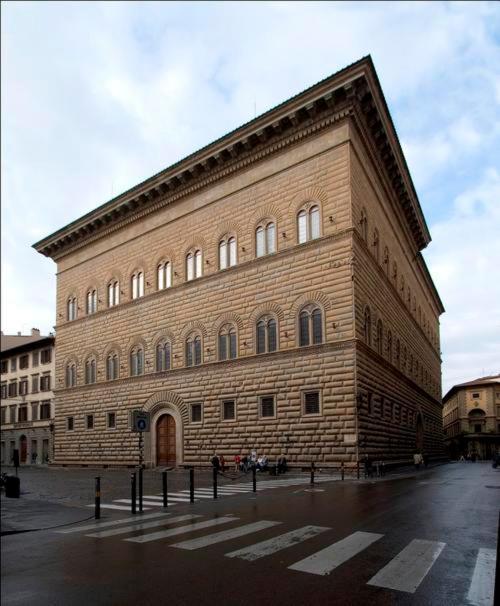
<box><xmin>359</xmin><ymin>207</ymin><xmax>439</xmax><ymax>352</ymax></box>
<box><xmin>65</xmin><ymin>205</ymin><xmax>321</xmax><ymax>321</ymax></box>
<box><xmin>64</xmin><ymin>305</ymin><xmax>324</xmax><ymax>387</ymax></box>
<box><xmin>363</xmin><ymin>305</ymin><xmax>439</xmax><ymax>398</ymax></box>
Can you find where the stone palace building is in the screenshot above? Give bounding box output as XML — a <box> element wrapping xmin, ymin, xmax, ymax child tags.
<box><xmin>34</xmin><ymin>56</ymin><xmax>444</xmax><ymax>468</ymax></box>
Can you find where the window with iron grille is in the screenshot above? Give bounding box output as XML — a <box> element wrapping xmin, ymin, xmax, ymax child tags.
<box><xmin>107</xmin><ymin>412</ymin><xmax>116</xmax><ymax>429</ymax></box>
<box><xmin>67</xmin><ymin>416</ymin><xmax>74</xmax><ymax>431</ymax></box>
<box><xmin>303</xmin><ymin>391</ymin><xmax>320</xmax><ymax>415</ymax></box>
<box><xmin>40</xmin><ymin>402</ymin><xmax>51</xmax><ymax>420</ymax></box>
<box><xmin>190</xmin><ymin>403</ymin><xmax>202</xmax><ymax>423</ymax></box>
<box><xmin>260</xmin><ymin>396</ymin><xmax>275</xmax><ymax>418</ymax></box>
<box><xmin>86</xmin><ymin>414</ymin><xmax>94</xmax><ymax>429</ymax></box>
<box><xmin>223</xmin><ymin>400</ymin><xmax>235</xmax><ymax>420</ymax></box>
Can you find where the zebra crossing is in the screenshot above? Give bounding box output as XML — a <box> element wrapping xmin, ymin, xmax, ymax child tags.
<box><xmin>58</xmin><ymin>512</ymin><xmax>496</xmax><ymax>604</ymax></box>
<box><xmin>87</xmin><ymin>474</ymin><xmax>340</xmax><ymax>511</ymax></box>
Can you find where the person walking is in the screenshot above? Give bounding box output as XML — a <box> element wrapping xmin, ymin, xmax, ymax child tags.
<box><xmin>234</xmin><ymin>454</ymin><xmax>241</xmax><ymax>472</ymax></box>
<box><xmin>413</xmin><ymin>452</ymin><xmax>422</xmax><ymax>470</ymax></box>
<box><xmin>211</xmin><ymin>453</ymin><xmax>220</xmax><ymax>472</ymax></box>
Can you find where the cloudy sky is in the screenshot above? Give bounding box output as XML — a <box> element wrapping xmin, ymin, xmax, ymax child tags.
<box><xmin>2</xmin><ymin>1</ymin><xmax>499</xmax><ymax>393</ymax></box>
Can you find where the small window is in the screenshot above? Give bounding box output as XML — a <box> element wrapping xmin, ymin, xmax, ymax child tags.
<box><xmin>256</xmin><ymin>222</ymin><xmax>276</xmax><ymax>257</ymax></box>
<box><xmin>303</xmin><ymin>391</ymin><xmax>320</xmax><ymax>415</ymax></box>
<box><xmin>131</xmin><ymin>272</ymin><xmax>145</xmax><ymax>299</ymax></box>
<box><xmin>190</xmin><ymin>403</ymin><xmax>202</xmax><ymax>423</ymax></box>
<box><xmin>32</xmin><ymin>352</ymin><xmax>39</xmax><ymax>367</ymax></box>
<box><xmin>40</xmin><ymin>375</ymin><xmax>51</xmax><ymax>391</ymax></box>
<box><xmin>20</xmin><ymin>355</ymin><xmax>29</xmax><ymax>370</ymax></box>
<box><xmin>298</xmin><ymin>205</ymin><xmax>320</xmax><ymax>243</ymax></box>
<box><xmin>19</xmin><ymin>379</ymin><xmax>28</xmax><ymax>396</ymax></box>
<box><xmin>67</xmin><ymin>416</ymin><xmax>74</xmax><ymax>431</ymax></box>
<box><xmin>471</xmin><ymin>392</ymin><xmax>480</xmax><ymax>399</ymax></box>
<box><xmin>222</xmin><ymin>400</ymin><xmax>236</xmax><ymax>421</ymax></box>
<box><xmin>8</xmin><ymin>382</ymin><xmax>17</xmax><ymax>398</ymax></box>
<box><xmin>260</xmin><ymin>396</ymin><xmax>275</xmax><ymax>418</ymax></box>
<box><xmin>86</xmin><ymin>289</ymin><xmax>98</xmax><ymax>314</ymax></box>
<box><xmin>107</xmin><ymin>412</ymin><xmax>116</xmax><ymax>429</ymax></box>
<box><xmin>157</xmin><ymin>262</ymin><xmax>172</xmax><ymax>290</ymax></box>
<box><xmin>18</xmin><ymin>406</ymin><xmax>28</xmax><ymax>422</ymax></box>
<box><xmin>41</xmin><ymin>349</ymin><xmax>51</xmax><ymax>364</ymax></box>
<box><xmin>86</xmin><ymin>414</ymin><xmax>94</xmax><ymax>429</ymax></box>
<box><xmin>1</xmin><ymin>360</ymin><xmax>7</xmax><ymax>374</ymax></box>
<box><xmin>40</xmin><ymin>402</ymin><xmax>51</xmax><ymax>420</ymax></box>
<box><xmin>11</xmin><ymin>358</ymin><xmax>17</xmax><ymax>372</ymax></box>
<box><xmin>1</xmin><ymin>384</ymin><xmax>7</xmax><ymax>399</ymax></box>
<box><xmin>474</xmin><ymin>424</ymin><xmax>482</xmax><ymax>433</ymax></box>
<box><xmin>108</xmin><ymin>280</ymin><xmax>120</xmax><ymax>307</ymax></box>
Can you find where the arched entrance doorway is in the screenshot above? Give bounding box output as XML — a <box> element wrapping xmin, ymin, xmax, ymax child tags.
<box><xmin>19</xmin><ymin>435</ymin><xmax>27</xmax><ymax>464</ymax></box>
<box><xmin>415</xmin><ymin>414</ymin><xmax>424</xmax><ymax>452</ymax></box>
<box><xmin>156</xmin><ymin>414</ymin><xmax>176</xmax><ymax>466</ymax></box>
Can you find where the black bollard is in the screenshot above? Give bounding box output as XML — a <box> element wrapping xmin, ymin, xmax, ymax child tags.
<box><xmin>162</xmin><ymin>470</ymin><xmax>168</xmax><ymax>508</ymax></box>
<box><xmin>252</xmin><ymin>465</ymin><xmax>256</xmax><ymax>493</ymax></box>
<box><xmin>138</xmin><ymin>466</ymin><xmax>143</xmax><ymax>513</ymax></box>
<box><xmin>310</xmin><ymin>461</ymin><xmax>315</xmax><ymax>485</ymax></box>
<box><xmin>95</xmin><ymin>476</ymin><xmax>101</xmax><ymax>520</ymax></box>
<box><xmin>131</xmin><ymin>472</ymin><xmax>137</xmax><ymax>515</ymax></box>
<box><xmin>341</xmin><ymin>462</ymin><xmax>345</xmax><ymax>481</ymax></box>
<box><xmin>213</xmin><ymin>467</ymin><xmax>218</xmax><ymax>499</ymax></box>
<box><xmin>189</xmin><ymin>468</ymin><xmax>194</xmax><ymax>503</ymax></box>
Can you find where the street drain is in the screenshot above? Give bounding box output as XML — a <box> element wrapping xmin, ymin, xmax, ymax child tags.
<box><xmin>485</xmin><ymin>485</ymin><xmax>500</xmax><ymax>489</ymax></box>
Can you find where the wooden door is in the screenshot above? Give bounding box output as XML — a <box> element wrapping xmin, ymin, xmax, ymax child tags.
<box><xmin>157</xmin><ymin>415</ymin><xmax>176</xmax><ymax>466</ymax></box>
<box><xmin>20</xmin><ymin>436</ymin><xmax>27</xmax><ymax>464</ymax></box>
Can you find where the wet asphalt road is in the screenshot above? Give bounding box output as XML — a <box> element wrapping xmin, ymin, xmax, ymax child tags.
<box><xmin>1</xmin><ymin>462</ymin><xmax>498</xmax><ymax>606</ymax></box>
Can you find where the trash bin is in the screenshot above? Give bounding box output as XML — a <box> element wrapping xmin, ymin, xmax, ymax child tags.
<box><xmin>5</xmin><ymin>475</ymin><xmax>20</xmax><ymax>498</ymax></box>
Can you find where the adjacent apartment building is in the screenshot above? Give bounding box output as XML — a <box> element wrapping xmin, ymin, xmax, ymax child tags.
<box><xmin>443</xmin><ymin>374</ymin><xmax>500</xmax><ymax>460</ymax></box>
<box><xmin>1</xmin><ymin>330</ymin><xmax>55</xmax><ymax>465</ymax></box>
<box><xmin>33</xmin><ymin>56</ymin><xmax>444</xmax><ymax>468</ymax></box>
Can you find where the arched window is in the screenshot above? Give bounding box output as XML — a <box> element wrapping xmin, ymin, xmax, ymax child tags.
<box><xmin>106</xmin><ymin>353</ymin><xmax>119</xmax><ymax>380</ymax></box>
<box><xmin>108</xmin><ymin>280</ymin><xmax>120</xmax><ymax>307</ymax></box>
<box><xmin>186</xmin><ymin>250</ymin><xmax>202</xmax><ymax>281</ymax></box>
<box><xmin>376</xmin><ymin>319</ymin><xmax>383</xmax><ymax>355</ymax></box>
<box><xmin>67</xmin><ymin>297</ymin><xmax>77</xmax><ymax>321</ymax></box>
<box><xmin>157</xmin><ymin>262</ymin><xmax>172</xmax><ymax>290</ymax></box>
<box><xmin>395</xmin><ymin>338</ymin><xmax>401</xmax><ymax>368</ymax></box>
<box><xmin>86</xmin><ymin>289</ymin><xmax>97</xmax><ymax>315</ymax></box>
<box><xmin>392</xmin><ymin>261</ymin><xmax>398</xmax><ymax>283</ymax></box>
<box><xmin>130</xmin><ymin>346</ymin><xmax>144</xmax><ymax>376</ymax></box>
<box><xmin>131</xmin><ymin>272</ymin><xmax>144</xmax><ymax>299</ymax></box>
<box><xmin>360</xmin><ymin>208</ymin><xmax>368</xmax><ymax>241</ymax></box>
<box><xmin>186</xmin><ymin>334</ymin><xmax>202</xmax><ymax>367</ymax></box>
<box><xmin>297</xmin><ymin>205</ymin><xmax>320</xmax><ymax>244</ymax></box>
<box><xmin>156</xmin><ymin>341</ymin><xmax>171</xmax><ymax>371</ymax></box>
<box><xmin>387</xmin><ymin>330</ymin><xmax>393</xmax><ymax>363</ymax></box>
<box><xmin>85</xmin><ymin>358</ymin><xmax>96</xmax><ymax>384</ymax></box>
<box><xmin>298</xmin><ymin>305</ymin><xmax>323</xmax><ymax>346</ymax></box>
<box><xmin>65</xmin><ymin>364</ymin><xmax>76</xmax><ymax>388</ymax></box>
<box><xmin>256</xmin><ymin>222</ymin><xmax>276</xmax><ymax>257</ymax></box>
<box><xmin>218</xmin><ymin>325</ymin><xmax>237</xmax><ymax>360</ymax></box>
<box><xmin>383</xmin><ymin>247</ymin><xmax>390</xmax><ymax>274</ymax></box>
<box><xmin>219</xmin><ymin>236</ymin><xmax>237</xmax><ymax>270</ymax></box>
<box><xmin>256</xmin><ymin>316</ymin><xmax>277</xmax><ymax>354</ymax></box>
<box><xmin>372</xmin><ymin>229</ymin><xmax>380</xmax><ymax>263</ymax></box>
<box><xmin>364</xmin><ymin>306</ymin><xmax>372</xmax><ymax>345</ymax></box>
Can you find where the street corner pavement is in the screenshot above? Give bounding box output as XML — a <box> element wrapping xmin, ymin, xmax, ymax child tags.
<box><xmin>1</xmin><ymin>494</ymin><xmax>94</xmax><ymax>536</ymax></box>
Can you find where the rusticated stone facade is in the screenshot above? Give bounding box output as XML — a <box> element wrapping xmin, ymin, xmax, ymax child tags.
<box><xmin>34</xmin><ymin>56</ymin><xmax>444</xmax><ymax>468</ymax></box>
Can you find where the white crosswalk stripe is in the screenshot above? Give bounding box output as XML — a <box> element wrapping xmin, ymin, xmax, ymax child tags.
<box><xmin>467</xmin><ymin>548</ymin><xmax>496</xmax><ymax>606</ymax></box>
<box><xmin>58</xmin><ymin>512</ymin><xmax>172</xmax><ymax>534</ymax></box>
<box><xmin>172</xmin><ymin>520</ymin><xmax>281</xmax><ymax>550</ymax></box>
<box><xmin>225</xmin><ymin>525</ymin><xmax>330</xmax><ymax>561</ymax></box>
<box><xmin>86</xmin><ymin>514</ymin><xmax>202</xmax><ymax>539</ymax></box>
<box><xmin>125</xmin><ymin>516</ymin><xmax>238</xmax><ymax>544</ymax></box>
<box><xmin>142</xmin><ymin>495</ymin><xmax>192</xmax><ymax>503</ymax></box>
<box><xmin>288</xmin><ymin>531</ymin><xmax>383</xmax><ymax>576</ymax></box>
<box><xmin>114</xmin><ymin>499</ymin><xmax>174</xmax><ymax>507</ymax></box>
<box><xmin>367</xmin><ymin>539</ymin><xmax>446</xmax><ymax>593</ymax></box>
<box><xmin>87</xmin><ymin>504</ymin><xmax>152</xmax><ymax>511</ymax></box>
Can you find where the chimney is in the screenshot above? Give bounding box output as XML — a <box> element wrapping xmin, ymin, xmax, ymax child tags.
<box><xmin>17</xmin><ymin>331</ymin><xmax>21</xmax><ymax>336</ymax></box>
<box><xmin>31</xmin><ymin>328</ymin><xmax>40</xmax><ymax>336</ymax></box>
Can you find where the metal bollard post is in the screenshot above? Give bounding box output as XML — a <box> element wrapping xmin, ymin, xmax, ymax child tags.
<box><xmin>252</xmin><ymin>466</ymin><xmax>256</xmax><ymax>492</ymax></box>
<box><xmin>341</xmin><ymin>462</ymin><xmax>345</xmax><ymax>481</ymax></box>
<box><xmin>131</xmin><ymin>472</ymin><xmax>137</xmax><ymax>515</ymax></box>
<box><xmin>95</xmin><ymin>476</ymin><xmax>101</xmax><ymax>520</ymax></box>
<box><xmin>310</xmin><ymin>461</ymin><xmax>315</xmax><ymax>485</ymax></box>
<box><xmin>162</xmin><ymin>470</ymin><xmax>168</xmax><ymax>508</ymax></box>
<box><xmin>213</xmin><ymin>467</ymin><xmax>218</xmax><ymax>499</ymax></box>
<box><xmin>138</xmin><ymin>466</ymin><xmax>143</xmax><ymax>513</ymax></box>
<box><xmin>189</xmin><ymin>468</ymin><xmax>194</xmax><ymax>503</ymax></box>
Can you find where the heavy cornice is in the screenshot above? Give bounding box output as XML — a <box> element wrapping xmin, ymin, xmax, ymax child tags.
<box><xmin>33</xmin><ymin>56</ymin><xmax>431</xmax><ymax>260</ymax></box>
